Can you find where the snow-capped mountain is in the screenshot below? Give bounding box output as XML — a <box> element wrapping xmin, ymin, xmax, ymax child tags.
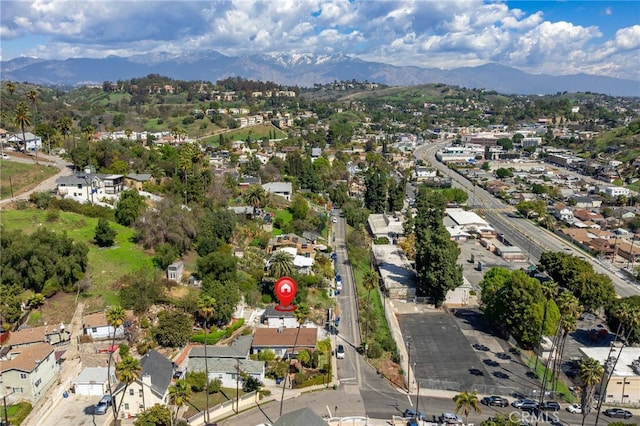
<box><xmin>2</xmin><ymin>51</ymin><xmax>638</xmax><ymax>96</ymax></box>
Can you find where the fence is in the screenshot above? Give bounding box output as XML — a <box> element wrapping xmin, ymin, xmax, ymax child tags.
<box><xmin>186</xmin><ymin>390</ymin><xmax>265</xmax><ymax>425</ymax></box>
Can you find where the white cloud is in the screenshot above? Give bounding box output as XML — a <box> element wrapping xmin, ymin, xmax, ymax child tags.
<box><xmin>0</xmin><ymin>0</ymin><xmax>638</xmax><ymax>81</ymax></box>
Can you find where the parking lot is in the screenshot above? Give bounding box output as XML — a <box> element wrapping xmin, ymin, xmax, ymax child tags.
<box><xmin>39</xmin><ymin>394</ymin><xmax>112</xmax><ymax>426</ymax></box>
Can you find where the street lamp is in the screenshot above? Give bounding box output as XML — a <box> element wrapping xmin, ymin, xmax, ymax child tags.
<box><xmin>406</xmin><ymin>340</ymin><xmax>412</xmax><ymax>393</ymax></box>
<box><xmin>621</xmin><ymin>378</ymin><xmax>630</xmax><ymax>404</ymax></box>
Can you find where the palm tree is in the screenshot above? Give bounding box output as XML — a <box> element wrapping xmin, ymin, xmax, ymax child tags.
<box><xmin>114</xmin><ymin>355</ymin><xmax>143</xmax><ymax>422</ymax></box>
<box><xmin>13</xmin><ymin>102</ymin><xmax>31</xmax><ymax>153</ymax></box>
<box><xmin>362</xmin><ymin>269</ymin><xmax>379</xmax><ymax>357</ymax></box>
<box><xmin>553</xmin><ymin>291</ymin><xmax>581</xmax><ymax>392</ymax></box>
<box><xmin>168</xmin><ymin>379</ymin><xmax>192</xmax><ymax>422</ymax></box>
<box><xmin>244</xmin><ymin>184</ymin><xmax>267</xmax><ymax>210</ymax></box>
<box><xmin>56</xmin><ymin>117</ymin><xmax>72</xmax><ymax>143</ymax></box>
<box><xmin>106</xmin><ymin>306</ymin><xmax>126</xmax><ymax>419</ymax></box>
<box><xmin>268</xmin><ymin>250</ymin><xmax>294</xmax><ymax>279</ymax></box>
<box><xmin>280</xmin><ymin>302</ymin><xmax>309</xmax><ymax>416</ymax></box>
<box><xmin>579</xmin><ymin>357</ymin><xmax>604</xmax><ymax>426</ymax></box>
<box><xmin>197</xmin><ymin>295</ymin><xmax>216</xmax><ymax>424</ymax></box>
<box><xmin>26</xmin><ymin>89</ymin><xmax>38</xmax><ymax>117</ymax></box>
<box><xmin>453</xmin><ymin>390</ymin><xmax>482</xmax><ymax>424</ymax></box>
<box><xmin>5</xmin><ymin>81</ymin><xmax>16</xmax><ymax>95</ymax></box>
<box><xmin>534</xmin><ymin>281</ymin><xmax>558</xmax><ymax>370</ymax></box>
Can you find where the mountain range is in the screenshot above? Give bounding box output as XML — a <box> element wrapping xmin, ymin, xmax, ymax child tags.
<box><xmin>2</xmin><ymin>51</ymin><xmax>639</xmax><ymax>97</ymax></box>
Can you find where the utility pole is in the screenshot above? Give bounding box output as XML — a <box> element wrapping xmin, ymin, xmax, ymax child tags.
<box><xmin>235</xmin><ymin>359</ymin><xmax>240</xmax><ymax>414</ymax></box>
<box><xmin>406</xmin><ymin>339</ymin><xmax>412</xmax><ymax>393</ymax></box>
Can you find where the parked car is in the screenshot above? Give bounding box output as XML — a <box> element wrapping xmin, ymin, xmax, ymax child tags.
<box><xmin>406</xmin><ymin>419</ymin><xmax>419</xmax><ymax>426</ymax></box>
<box><xmin>512</xmin><ymin>399</ymin><xmax>538</xmax><ymax>411</ymax></box>
<box><xmin>541</xmin><ymin>401</ymin><xmax>561</xmax><ymax>411</ymax></box>
<box><xmin>603</xmin><ymin>408</ymin><xmax>632</xmax><ymax>419</ymax></box>
<box><xmin>336</xmin><ymin>344</ymin><xmax>345</xmax><ymax>359</ymax></box>
<box><xmin>481</xmin><ymin>396</ymin><xmax>509</xmax><ymax>407</ymax></box>
<box><xmin>404</xmin><ymin>408</ymin><xmax>427</xmax><ymax>420</ymax></box>
<box><xmin>94</xmin><ymin>395</ymin><xmax>113</xmax><ymax>415</ymax></box>
<box><xmin>566</xmin><ymin>404</ymin><xmax>582</xmax><ymax>414</ymax></box>
<box><xmin>332</xmin><ymin>217</ymin><xmax>337</xmax><ymax>223</ymax></box>
<box><xmin>1</xmin><ymin>154</ymin><xmax>9</xmax><ymax>160</ymax></box>
<box><xmin>441</xmin><ymin>412</ymin><xmax>463</xmax><ymax>424</ymax></box>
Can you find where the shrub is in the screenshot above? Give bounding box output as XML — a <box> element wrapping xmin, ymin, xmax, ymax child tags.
<box><xmin>294</xmin><ymin>372</ymin><xmax>306</xmax><ymax>386</ymax></box>
<box><xmin>261</xmin><ymin>294</ymin><xmax>273</xmax><ymax>304</ymax></box>
<box><xmin>207</xmin><ymin>378</ymin><xmax>222</xmax><ymax>394</ymax></box>
<box><xmin>46</xmin><ymin>208</ymin><xmax>60</xmax><ymax>222</ymax></box>
<box><xmin>367</xmin><ymin>341</ymin><xmax>383</xmax><ymax>359</ymax></box>
<box><xmin>374</xmin><ymin>237</ymin><xmax>390</xmax><ymax>245</ymax></box>
<box><xmin>186</xmin><ymin>371</ymin><xmax>207</xmax><ymax>392</ymax></box>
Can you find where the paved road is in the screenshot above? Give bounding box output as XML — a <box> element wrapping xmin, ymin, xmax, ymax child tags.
<box><xmin>0</xmin><ymin>151</ymin><xmax>73</xmax><ymax>206</ymax></box>
<box><xmin>414</xmin><ymin>142</ymin><xmax>640</xmax><ymax>298</ymax></box>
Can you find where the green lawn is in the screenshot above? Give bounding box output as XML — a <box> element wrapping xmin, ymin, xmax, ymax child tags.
<box><xmin>182</xmin><ymin>388</ymin><xmax>247</xmax><ymax>418</ymax></box>
<box><xmin>0</xmin><ymin>210</ymin><xmax>154</xmax><ymax>299</ymax></box>
<box><xmin>523</xmin><ymin>352</ymin><xmax>576</xmax><ymax>403</ymax></box>
<box><xmin>0</xmin><ymin>160</ymin><xmax>58</xmax><ymax>199</ymax></box>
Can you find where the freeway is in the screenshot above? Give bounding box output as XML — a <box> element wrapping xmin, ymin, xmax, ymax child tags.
<box><xmin>415</xmin><ymin>142</ymin><xmax>640</xmax><ymax>298</ymax></box>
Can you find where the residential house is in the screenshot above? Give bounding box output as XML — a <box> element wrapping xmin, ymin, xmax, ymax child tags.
<box><xmin>8</xmin><ymin>324</ymin><xmax>70</xmax><ymax>349</ymax></box>
<box><xmin>166</xmin><ymin>261</ymin><xmax>184</xmax><ymax>283</ymax></box>
<box><xmin>251</xmin><ymin>327</ymin><xmax>318</xmax><ymax>359</ymax></box>
<box><xmin>415</xmin><ymin>166</ymin><xmax>437</xmax><ymax>180</ymax></box>
<box><xmin>262</xmin><ymin>182</ymin><xmax>293</xmax><ymax>201</ymax></box>
<box><xmin>82</xmin><ymin>310</ymin><xmax>135</xmax><ymax>341</ymax></box>
<box><xmin>571</xmin><ymin>195</ymin><xmax>602</xmax><ymax>209</ymax></box>
<box><xmin>367</xmin><ymin>212</ymin><xmax>405</xmax><ymax>242</ymax></box>
<box><xmin>273</xmin><ymin>407</ymin><xmax>328</xmax><ymax>426</ymax></box>
<box><xmin>56</xmin><ymin>173</ymin><xmax>125</xmax><ymax>204</ymax></box>
<box><xmin>125</xmin><ymin>173</ymin><xmax>153</xmax><ymax>190</ymax></box>
<box><xmin>553</xmin><ymin>203</ymin><xmax>575</xmax><ymax>223</ymax></box>
<box><xmin>0</xmin><ymin>343</ymin><xmax>58</xmax><ymax>403</ymax></box>
<box><xmin>117</xmin><ymin>350</ymin><xmax>173</xmax><ymax>419</ymax></box>
<box><xmin>7</xmin><ymin>132</ymin><xmax>42</xmax><ymax>151</ymax></box>
<box><xmin>187</xmin><ymin>336</ymin><xmax>264</xmax><ymax>388</ymax></box>
<box><xmin>601</xmin><ymin>186</ymin><xmax>630</xmax><ymax>198</ymax></box>
<box><xmin>238</xmin><ymin>176</ymin><xmax>262</xmax><ymax>188</ymax></box>
<box><xmin>615</xmin><ymin>240</ymin><xmax>640</xmax><ymax>264</ymax></box>
<box><xmin>73</xmin><ymin>367</ymin><xmax>114</xmax><ymax>396</ymax></box>
<box><xmin>261</xmin><ymin>306</ymin><xmax>298</xmax><ymax>329</ymax></box>
<box><xmin>228</xmin><ymin>205</ymin><xmax>256</xmax><ymax>219</ymax></box>
<box><xmin>573</xmin><ymin>210</ymin><xmax>605</xmax><ymax>223</ymax></box>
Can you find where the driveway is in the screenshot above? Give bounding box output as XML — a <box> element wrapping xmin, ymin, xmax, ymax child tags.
<box><xmin>38</xmin><ymin>394</ymin><xmax>112</xmax><ymax>426</ymax></box>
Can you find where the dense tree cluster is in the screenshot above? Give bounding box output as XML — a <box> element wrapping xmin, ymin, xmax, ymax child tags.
<box><xmin>1</xmin><ymin>228</ymin><xmax>89</xmax><ymax>296</ymax></box>
<box><xmin>480</xmin><ymin>268</ymin><xmax>560</xmax><ymax>348</ymax></box>
<box><xmin>413</xmin><ymin>186</ymin><xmax>463</xmax><ymax>306</ymax></box>
<box><xmin>538</xmin><ymin>252</ymin><xmax>616</xmax><ymax>311</ymax></box>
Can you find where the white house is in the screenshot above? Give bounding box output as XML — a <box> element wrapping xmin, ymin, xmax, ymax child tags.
<box><xmin>117</xmin><ymin>350</ymin><xmax>173</xmax><ymax>419</ymax></box>
<box><xmin>415</xmin><ymin>166</ymin><xmax>437</xmax><ymax>180</ymax></box>
<box><xmin>73</xmin><ymin>367</ymin><xmax>114</xmax><ymax>396</ymax></box>
<box><xmin>56</xmin><ymin>173</ymin><xmax>125</xmax><ymax>204</ymax></box>
<box><xmin>82</xmin><ymin>310</ymin><xmax>134</xmax><ymax>341</ymax></box>
<box><xmin>261</xmin><ymin>305</ymin><xmax>299</xmax><ymax>329</ymax></box>
<box><xmin>0</xmin><ymin>343</ymin><xmax>58</xmax><ymax>403</ymax></box>
<box><xmin>7</xmin><ymin>132</ymin><xmax>42</xmax><ymax>151</ymax></box>
<box><xmin>187</xmin><ymin>335</ymin><xmax>265</xmax><ymax>387</ymax></box>
<box><xmin>251</xmin><ymin>327</ymin><xmax>317</xmax><ymax>359</ymax></box>
<box><xmin>262</xmin><ymin>182</ymin><xmax>293</xmax><ymax>201</ymax></box>
<box><xmin>603</xmin><ymin>186</ymin><xmax>630</xmax><ymax>198</ymax></box>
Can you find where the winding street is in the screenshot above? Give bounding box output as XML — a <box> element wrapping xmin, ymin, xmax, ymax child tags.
<box><xmin>0</xmin><ymin>152</ymin><xmax>74</xmax><ymax>207</ymax></box>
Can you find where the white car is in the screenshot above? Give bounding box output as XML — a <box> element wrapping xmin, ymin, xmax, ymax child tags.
<box><xmin>566</xmin><ymin>404</ymin><xmax>582</xmax><ymax>414</ymax></box>
<box><xmin>332</xmin><ymin>217</ymin><xmax>337</xmax><ymax>223</ymax></box>
<box><xmin>336</xmin><ymin>344</ymin><xmax>345</xmax><ymax>359</ymax></box>
<box><xmin>1</xmin><ymin>153</ymin><xmax>9</xmax><ymax>160</ymax></box>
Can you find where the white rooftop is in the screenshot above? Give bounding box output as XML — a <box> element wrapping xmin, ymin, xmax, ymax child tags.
<box><xmin>580</xmin><ymin>346</ymin><xmax>640</xmax><ymax>377</ymax></box>
<box><xmin>446</xmin><ymin>208</ymin><xmax>489</xmax><ymax>227</ymax></box>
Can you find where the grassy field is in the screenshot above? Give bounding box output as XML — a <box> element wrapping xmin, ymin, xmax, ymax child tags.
<box><xmin>223</xmin><ymin>123</ymin><xmax>287</xmax><ymax>141</ymax></box>
<box><xmin>0</xmin><ymin>209</ymin><xmax>154</xmax><ymax>310</ymax></box>
<box><xmin>523</xmin><ymin>352</ymin><xmax>577</xmax><ymax>403</ymax></box>
<box><xmin>182</xmin><ymin>388</ymin><xmax>247</xmax><ymax>418</ymax></box>
<box><xmin>0</xmin><ymin>160</ymin><xmax>59</xmax><ymax>199</ymax></box>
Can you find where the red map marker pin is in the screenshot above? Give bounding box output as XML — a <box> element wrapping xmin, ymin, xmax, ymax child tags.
<box><xmin>275</xmin><ymin>276</ymin><xmax>297</xmax><ymax>312</ymax></box>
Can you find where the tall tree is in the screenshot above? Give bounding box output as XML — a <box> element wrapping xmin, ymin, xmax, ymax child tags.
<box><xmin>13</xmin><ymin>102</ymin><xmax>31</xmax><ymax>153</ymax></box>
<box><xmin>106</xmin><ymin>305</ymin><xmax>126</xmax><ymax>420</ymax></box>
<box><xmin>26</xmin><ymin>89</ymin><xmax>39</xmax><ymax>118</ymax></box>
<box><xmin>168</xmin><ymin>379</ymin><xmax>192</xmax><ymax>421</ymax></box>
<box><xmin>244</xmin><ymin>184</ymin><xmax>267</xmax><ymax>209</ymax></box>
<box><xmin>115</xmin><ymin>355</ymin><xmax>143</xmax><ymax>422</ymax></box>
<box><xmin>364</xmin><ymin>166</ymin><xmax>388</xmax><ymax>213</ymax></box>
<box><xmin>362</xmin><ymin>269</ymin><xmax>379</xmax><ymax>357</ymax></box>
<box><xmin>453</xmin><ymin>390</ymin><xmax>482</xmax><ymax>424</ymax></box>
<box><xmin>553</xmin><ymin>291</ymin><xmax>582</xmax><ymax>391</ymax></box>
<box><xmin>94</xmin><ymin>218</ymin><xmax>116</xmax><ymax>247</ymax></box>
<box><xmin>268</xmin><ymin>250</ymin><xmax>295</xmax><ymax>279</ymax></box>
<box><xmin>5</xmin><ymin>81</ymin><xmax>16</xmax><ymax>95</ymax></box>
<box><xmin>414</xmin><ymin>187</ymin><xmax>463</xmax><ymax>307</ymax></box>
<box><xmin>197</xmin><ymin>295</ymin><xmax>215</xmax><ymax>424</ymax></box>
<box><xmin>579</xmin><ymin>357</ymin><xmax>603</xmax><ymax>426</ymax></box>
<box><xmin>115</xmin><ymin>189</ymin><xmax>146</xmax><ymax>226</ymax></box>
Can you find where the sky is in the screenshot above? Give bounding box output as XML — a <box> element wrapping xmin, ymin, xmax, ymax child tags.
<box><xmin>1</xmin><ymin>0</ymin><xmax>639</xmax><ymax>81</ymax></box>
